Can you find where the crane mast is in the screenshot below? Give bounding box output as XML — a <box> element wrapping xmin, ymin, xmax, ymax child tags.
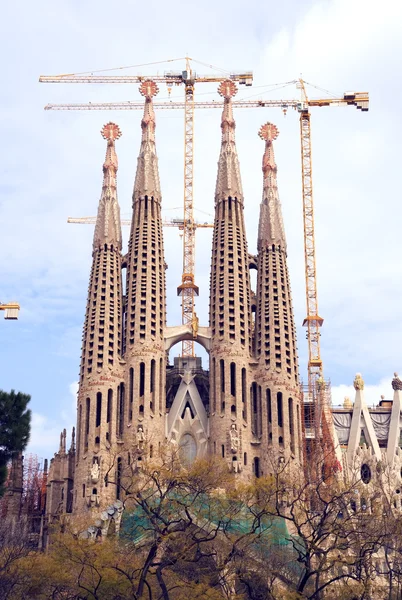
<box><xmin>177</xmin><ymin>63</ymin><xmax>198</xmax><ymax>357</ymax></box>
<box><xmin>300</xmin><ymin>107</ymin><xmax>323</xmax><ymax>386</ymax></box>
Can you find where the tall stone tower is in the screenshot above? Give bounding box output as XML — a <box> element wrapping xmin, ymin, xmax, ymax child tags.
<box><xmin>208</xmin><ymin>81</ymin><xmax>254</xmax><ymax>475</ymax></box>
<box><xmin>123</xmin><ymin>80</ymin><xmax>166</xmax><ymax>460</ymax></box>
<box><xmin>255</xmin><ymin>123</ymin><xmax>302</xmax><ymax>470</ymax></box>
<box><xmin>74</xmin><ymin>123</ymin><xmax>124</xmax><ymax>513</ymax></box>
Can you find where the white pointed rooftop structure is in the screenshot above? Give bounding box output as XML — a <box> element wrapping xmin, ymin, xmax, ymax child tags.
<box><xmin>347</xmin><ymin>373</ymin><xmax>381</xmax><ymax>463</ymax></box>
<box><xmin>93</xmin><ymin>122</ymin><xmax>122</xmax><ymax>250</ymax></box>
<box><xmin>133</xmin><ymin>79</ymin><xmax>161</xmax><ymax>201</ymax></box>
<box><xmin>214</xmin><ymin>80</ymin><xmax>243</xmax><ymax>204</ymax></box>
<box><xmin>257</xmin><ymin>122</ymin><xmax>286</xmax><ymax>252</ymax></box>
<box><xmin>387</xmin><ymin>372</ymin><xmax>402</xmax><ymax>464</ymax></box>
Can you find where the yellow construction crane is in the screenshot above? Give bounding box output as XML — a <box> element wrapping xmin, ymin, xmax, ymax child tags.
<box><xmin>67</xmin><ymin>216</ymin><xmax>213</xmax><ymax>229</ymax></box>
<box><xmin>297</xmin><ymin>82</ymin><xmax>368</xmax><ymax>389</ymax></box>
<box><xmin>40</xmin><ymin>64</ymin><xmax>368</xmax><ymax>415</ymax></box>
<box><xmin>0</xmin><ymin>302</ymin><xmax>20</xmax><ymax>320</ymax></box>
<box><xmin>40</xmin><ymin>57</ymin><xmax>252</xmax><ymax>358</ymax></box>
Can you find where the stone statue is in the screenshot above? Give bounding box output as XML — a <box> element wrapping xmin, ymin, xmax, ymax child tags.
<box><xmin>353</xmin><ymin>373</ymin><xmax>364</xmax><ymax>391</ymax></box>
<box><xmin>229</xmin><ymin>424</ymin><xmax>240</xmax><ymax>453</ymax></box>
<box><xmin>316</xmin><ymin>376</ymin><xmax>325</xmax><ymax>391</ymax></box>
<box><xmin>392</xmin><ymin>372</ymin><xmax>402</xmax><ymax>391</ymax></box>
<box><xmin>136</xmin><ymin>425</ymin><xmax>145</xmax><ymax>451</ymax></box>
<box><xmin>343</xmin><ymin>396</ymin><xmax>352</xmax><ymax>409</ymax></box>
<box><xmin>90</xmin><ymin>461</ymin><xmax>100</xmax><ymax>483</ymax></box>
<box><xmin>191</xmin><ymin>312</ymin><xmax>199</xmax><ymax>338</ymax></box>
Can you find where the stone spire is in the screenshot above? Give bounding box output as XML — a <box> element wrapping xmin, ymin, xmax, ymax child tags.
<box><xmin>215</xmin><ymin>80</ymin><xmax>243</xmax><ymax>203</ymax></box>
<box><xmin>4</xmin><ymin>453</ymin><xmax>23</xmax><ymax>519</ymax></box>
<box><xmin>255</xmin><ymin>123</ymin><xmax>302</xmax><ymax>467</ymax></box>
<box><xmin>209</xmin><ymin>80</ymin><xmax>252</xmax><ymax>354</ymax></box>
<box><xmin>93</xmin><ymin>123</ymin><xmax>123</xmax><ymax>250</ymax></box>
<box><xmin>69</xmin><ymin>426</ymin><xmax>75</xmax><ymax>453</ymax></box>
<box><xmin>257</xmin><ymin>123</ymin><xmax>286</xmax><ymax>251</ymax></box>
<box><xmin>74</xmin><ymin>124</ymin><xmax>124</xmax><ymax>513</ymax></box>
<box><xmin>133</xmin><ymin>80</ymin><xmax>161</xmax><ymax>201</ymax></box>
<box><xmin>79</xmin><ymin>123</ymin><xmax>124</xmax><ymax>381</ymax></box>
<box><xmin>124</xmin><ymin>80</ymin><xmax>166</xmax><ymax>449</ymax></box>
<box><xmin>209</xmin><ymin>81</ymin><xmax>253</xmax><ymax>477</ymax></box>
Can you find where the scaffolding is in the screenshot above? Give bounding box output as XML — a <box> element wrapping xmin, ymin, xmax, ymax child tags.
<box><xmin>302</xmin><ymin>379</ymin><xmax>337</xmax><ymax>480</ymax></box>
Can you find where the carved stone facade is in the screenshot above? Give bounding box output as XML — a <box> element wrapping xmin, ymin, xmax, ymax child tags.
<box><xmin>47</xmin><ymin>80</ymin><xmax>305</xmax><ymax>519</ymax></box>
<box><xmin>46</xmin><ymin>81</ymin><xmax>402</xmax><ymax>527</ymax></box>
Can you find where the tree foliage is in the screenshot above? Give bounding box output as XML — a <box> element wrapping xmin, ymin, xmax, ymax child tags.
<box><xmin>0</xmin><ymin>389</ymin><xmax>31</xmax><ymax>496</ymax></box>
<box><xmin>3</xmin><ymin>450</ymin><xmax>402</xmax><ymax>599</ymax></box>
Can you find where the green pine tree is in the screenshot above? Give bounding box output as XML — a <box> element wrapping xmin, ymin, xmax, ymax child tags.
<box><xmin>0</xmin><ymin>389</ymin><xmax>31</xmax><ymax>496</ymax></box>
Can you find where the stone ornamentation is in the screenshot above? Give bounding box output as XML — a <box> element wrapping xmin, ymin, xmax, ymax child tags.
<box><xmin>354</xmin><ymin>373</ymin><xmax>365</xmax><ymax>390</ymax></box>
<box><xmin>136</xmin><ymin>425</ymin><xmax>146</xmax><ymax>451</ymax></box>
<box><xmin>392</xmin><ymin>372</ymin><xmax>402</xmax><ymax>391</ymax></box>
<box><xmin>191</xmin><ymin>312</ymin><xmax>199</xmax><ymax>338</ymax></box>
<box><xmin>229</xmin><ymin>424</ymin><xmax>240</xmax><ymax>453</ymax></box>
<box><xmin>90</xmin><ymin>461</ymin><xmax>100</xmax><ymax>484</ymax></box>
<box><xmin>67</xmin><ymin>81</ymin><xmax>304</xmax><ymax>519</ymax></box>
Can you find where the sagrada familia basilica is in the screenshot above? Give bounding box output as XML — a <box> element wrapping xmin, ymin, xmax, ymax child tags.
<box><xmin>50</xmin><ymin>79</ymin><xmax>303</xmax><ymax>516</ymax></box>
<box><xmin>4</xmin><ymin>80</ymin><xmax>402</xmax><ymax>535</ymax></box>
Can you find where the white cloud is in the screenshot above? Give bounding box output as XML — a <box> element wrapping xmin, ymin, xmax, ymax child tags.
<box><xmin>260</xmin><ymin>0</ymin><xmax>402</xmax><ymax>84</ymax></box>
<box><xmin>28</xmin><ymin>413</ymin><xmax>61</xmax><ymax>458</ymax></box>
<box><xmin>26</xmin><ymin>383</ymin><xmax>76</xmax><ymax>460</ymax></box>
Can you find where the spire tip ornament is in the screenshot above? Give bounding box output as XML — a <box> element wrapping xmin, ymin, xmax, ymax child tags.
<box><xmin>258</xmin><ymin>122</ymin><xmax>279</xmax><ymax>142</ymax></box>
<box><xmin>139</xmin><ymin>79</ymin><xmax>159</xmax><ymax>99</ymax></box>
<box><xmin>392</xmin><ymin>372</ymin><xmax>402</xmax><ymax>391</ymax></box>
<box><xmin>353</xmin><ymin>373</ymin><xmax>364</xmax><ymax>391</ymax></box>
<box><xmin>257</xmin><ymin>119</ymin><xmax>286</xmax><ymax>250</ymax></box>
<box><xmin>101</xmin><ymin>122</ymin><xmax>121</xmax><ymax>142</ymax></box>
<box><xmin>218</xmin><ymin>80</ymin><xmax>238</xmax><ymax>99</ymax></box>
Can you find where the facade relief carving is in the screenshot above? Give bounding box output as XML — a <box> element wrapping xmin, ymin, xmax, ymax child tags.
<box><xmin>90</xmin><ymin>460</ymin><xmax>100</xmax><ymax>484</ymax></box>
<box><xmin>229</xmin><ymin>424</ymin><xmax>240</xmax><ymax>454</ymax></box>
<box><xmin>136</xmin><ymin>425</ymin><xmax>146</xmax><ymax>452</ymax></box>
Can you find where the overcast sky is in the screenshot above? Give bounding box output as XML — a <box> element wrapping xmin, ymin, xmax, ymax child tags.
<box><xmin>1</xmin><ymin>0</ymin><xmax>401</xmax><ymax>460</ymax></box>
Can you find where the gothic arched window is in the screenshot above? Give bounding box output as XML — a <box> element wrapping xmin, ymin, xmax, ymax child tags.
<box><xmin>361</xmin><ymin>463</ymin><xmax>371</xmax><ymax>484</ymax></box>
